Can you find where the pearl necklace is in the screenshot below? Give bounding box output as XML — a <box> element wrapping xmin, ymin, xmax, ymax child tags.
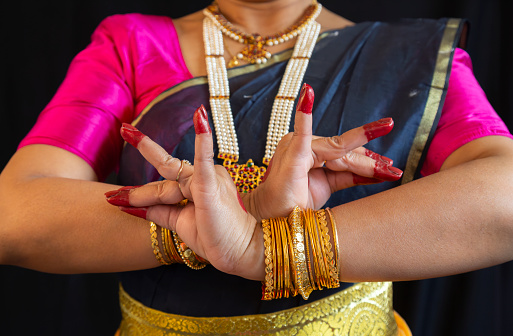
<box><xmin>203</xmin><ymin>1</ymin><xmax>321</xmax><ymax>66</ymax></box>
<box><xmin>203</xmin><ymin>6</ymin><xmax>321</xmax><ymax>193</ymax></box>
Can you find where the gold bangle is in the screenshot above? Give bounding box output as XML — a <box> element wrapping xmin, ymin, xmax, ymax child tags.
<box><xmin>288</xmin><ymin>206</ymin><xmax>312</xmax><ymax>300</ymax></box>
<box><xmin>326</xmin><ymin>208</ymin><xmax>340</xmax><ymax>281</ymax></box>
<box><xmin>161</xmin><ymin>227</ymin><xmax>182</xmax><ymax>264</ymax></box>
<box><xmin>262</xmin><ymin>218</ymin><xmax>274</xmax><ymax>300</ymax></box>
<box><xmin>172</xmin><ymin>231</ymin><xmax>207</xmax><ymax>270</ymax></box>
<box><xmin>304</xmin><ymin>209</ymin><xmax>324</xmax><ymax>289</ymax></box>
<box><xmin>314</xmin><ymin>209</ymin><xmax>330</xmax><ymax>288</ymax></box>
<box><xmin>302</xmin><ymin>209</ymin><xmax>316</xmax><ymax>291</ymax></box>
<box><xmin>316</xmin><ymin>209</ymin><xmax>340</xmax><ymax>288</ymax></box>
<box><xmin>271</xmin><ymin>217</ymin><xmax>282</xmax><ymax>299</ymax></box>
<box><xmin>280</xmin><ymin>217</ymin><xmax>295</xmax><ymax>298</ymax></box>
<box><xmin>150</xmin><ymin>222</ymin><xmax>171</xmax><ymax>265</ymax></box>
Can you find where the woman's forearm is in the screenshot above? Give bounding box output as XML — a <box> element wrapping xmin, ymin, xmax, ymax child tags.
<box><xmin>334</xmin><ymin>137</ymin><xmax>513</xmax><ymax>282</ymax></box>
<box><xmin>0</xmin><ymin>145</ymin><xmax>160</xmax><ymax>273</ymax></box>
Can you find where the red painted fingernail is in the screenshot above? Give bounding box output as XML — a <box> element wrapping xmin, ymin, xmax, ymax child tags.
<box><xmin>106</xmin><ymin>189</ymin><xmax>131</xmax><ymax>206</ymax></box>
<box><xmin>193</xmin><ymin>105</ymin><xmax>211</xmax><ymax>134</ymax></box>
<box><xmin>121</xmin><ymin>123</ymin><xmax>146</xmax><ymax>148</ymax></box>
<box><xmin>119</xmin><ymin>206</ymin><xmax>148</xmax><ymax>219</ymax></box>
<box><xmin>363</xmin><ymin>118</ymin><xmax>394</xmax><ymax>141</ymax></box>
<box><xmin>237</xmin><ymin>193</ymin><xmax>247</xmax><ymax>213</ymax></box>
<box><xmin>373</xmin><ymin>161</ymin><xmax>403</xmax><ymax>181</ymax></box>
<box><xmin>353</xmin><ymin>174</ymin><xmax>383</xmax><ymax>185</ymax></box>
<box><xmin>365</xmin><ymin>149</ymin><xmax>393</xmax><ymax>165</ymax></box>
<box><xmin>104</xmin><ymin>185</ymin><xmax>141</xmax><ymax>199</ymax></box>
<box><xmin>296</xmin><ymin>83</ymin><xmax>314</xmax><ymax>114</ymax></box>
<box><xmin>104</xmin><ymin>189</ymin><xmax>120</xmax><ymax>198</ymax></box>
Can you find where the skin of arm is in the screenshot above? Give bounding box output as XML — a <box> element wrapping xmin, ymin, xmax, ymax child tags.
<box><xmin>334</xmin><ymin>135</ymin><xmax>513</xmax><ymax>282</ymax></box>
<box><xmin>0</xmin><ymin>144</ymin><xmax>161</xmax><ymax>273</ymax></box>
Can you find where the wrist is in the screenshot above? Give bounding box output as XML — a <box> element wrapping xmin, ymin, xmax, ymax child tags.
<box><xmin>238</xmin><ymin>217</ymin><xmax>265</xmax><ymax>281</ymax></box>
<box><xmin>240</xmin><ymin>191</ymin><xmax>264</xmax><ymax>222</ymax></box>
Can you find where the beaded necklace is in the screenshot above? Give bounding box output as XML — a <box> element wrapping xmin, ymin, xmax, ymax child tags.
<box><xmin>203</xmin><ymin>4</ymin><xmax>321</xmax><ymax>193</ymax></box>
<box><xmin>204</xmin><ymin>1</ymin><xmax>320</xmax><ymax>67</ymax></box>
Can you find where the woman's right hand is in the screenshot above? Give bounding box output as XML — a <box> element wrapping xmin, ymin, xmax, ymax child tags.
<box><xmin>106</xmin><ymin>106</ymin><xmax>264</xmax><ymax>280</ymax></box>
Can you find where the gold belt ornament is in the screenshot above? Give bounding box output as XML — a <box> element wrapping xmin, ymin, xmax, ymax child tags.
<box><xmin>118</xmin><ymin>282</ymin><xmax>398</xmax><ymax>336</ymax></box>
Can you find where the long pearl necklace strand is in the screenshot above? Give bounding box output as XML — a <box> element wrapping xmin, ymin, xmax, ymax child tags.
<box><xmin>203</xmin><ymin>5</ymin><xmax>321</xmax><ymax>193</ymax></box>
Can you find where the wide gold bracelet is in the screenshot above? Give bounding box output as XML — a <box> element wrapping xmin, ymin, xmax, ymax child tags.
<box><xmin>149</xmin><ymin>222</ymin><xmax>171</xmax><ymax>265</ymax></box>
<box><xmin>289</xmin><ymin>206</ymin><xmax>312</xmax><ymax>300</ymax></box>
<box><xmin>262</xmin><ymin>218</ymin><xmax>274</xmax><ymax>300</ymax></box>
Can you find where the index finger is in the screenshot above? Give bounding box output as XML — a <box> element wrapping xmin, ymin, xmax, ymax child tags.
<box><xmin>311</xmin><ymin>118</ymin><xmax>394</xmax><ymax>163</ymax></box>
<box><xmin>120</xmin><ymin>123</ymin><xmax>194</xmax><ymax>182</ymax></box>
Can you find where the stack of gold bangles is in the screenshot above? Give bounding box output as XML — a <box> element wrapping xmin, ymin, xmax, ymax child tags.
<box><xmin>262</xmin><ymin>206</ymin><xmax>340</xmax><ymax>300</ymax></box>
<box><xmin>149</xmin><ymin>221</ymin><xmax>209</xmax><ymax>270</ymax></box>
<box><xmin>149</xmin><ymin>205</ymin><xmax>340</xmax><ymax>301</ymax></box>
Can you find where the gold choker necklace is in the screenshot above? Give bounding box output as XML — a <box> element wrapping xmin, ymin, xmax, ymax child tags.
<box><xmin>203</xmin><ymin>5</ymin><xmax>321</xmax><ymax>193</ymax></box>
<box><xmin>203</xmin><ymin>1</ymin><xmax>321</xmax><ymax>67</ymax></box>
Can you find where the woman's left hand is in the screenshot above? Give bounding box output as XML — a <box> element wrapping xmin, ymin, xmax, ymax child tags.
<box><xmin>242</xmin><ymin>83</ymin><xmax>403</xmax><ymax>221</ymax></box>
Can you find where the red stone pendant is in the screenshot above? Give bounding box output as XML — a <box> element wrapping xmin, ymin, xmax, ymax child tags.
<box><xmin>219</xmin><ymin>153</ymin><xmax>268</xmax><ymax>193</ymax></box>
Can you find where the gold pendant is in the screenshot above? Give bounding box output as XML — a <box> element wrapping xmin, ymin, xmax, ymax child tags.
<box><xmin>219</xmin><ymin>153</ymin><xmax>267</xmax><ymax>193</ymax></box>
<box><xmin>237</xmin><ymin>35</ymin><xmax>272</xmax><ymax>64</ymax></box>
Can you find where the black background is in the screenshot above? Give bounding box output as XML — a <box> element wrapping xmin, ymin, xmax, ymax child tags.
<box><xmin>1</xmin><ymin>1</ymin><xmax>512</xmax><ymax>335</ymax></box>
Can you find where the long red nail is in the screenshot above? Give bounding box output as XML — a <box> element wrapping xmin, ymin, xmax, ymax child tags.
<box><xmin>373</xmin><ymin>161</ymin><xmax>403</xmax><ymax>181</ymax></box>
<box><xmin>106</xmin><ymin>189</ymin><xmax>131</xmax><ymax>206</ymax></box>
<box><xmin>193</xmin><ymin>105</ymin><xmax>211</xmax><ymax>134</ymax></box>
<box><xmin>363</xmin><ymin>118</ymin><xmax>394</xmax><ymax>141</ymax></box>
<box><xmin>121</xmin><ymin>123</ymin><xmax>146</xmax><ymax>148</ymax></box>
<box><xmin>353</xmin><ymin>174</ymin><xmax>383</xmax><ymax>185</ymax></box>
<box><xmin>119</xmin><ymin>206</ymin><xmax>148</xmax><ymax>219</ymax></box>
<box><xmin>296</xmin><ymin>83</ymin><xmax>314</xmax><ymax>114</ymax></box>
<box><xmin>365</xmin><ymin>149</ymin><xmax>393</xmax><ymax>165</ymax></box>
<box><xmin>104</xmin><ymin>185</ymin><xmax>141</xmax><ymax>199</ymax></box>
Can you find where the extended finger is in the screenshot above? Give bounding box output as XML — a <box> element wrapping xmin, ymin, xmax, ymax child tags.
<box><xmin>323</xmin><ymin>151</ymin><xmax>402</xmax><ymax>181</ymax></box>
<box><xmin>288</xmin><ymin>83</ymin><xmax>314</xmax><ymax>159</ymax></box>
<box><xmin>311</xmin><ymin>118</ymin><xmax>394</xmax><ymax>164</ymax></box>
<box><xmin>120</xmin><ymin>123</ymin><xmax>194</xmax><ymax>182</ymax></box>
<box><xmin>318</xmin><ymin>170</ymin><xmax>383</xmax><ymax>193</ymax></box>
<box><xmin>105</xmin><ymin>181</ymin><xmax>187</xmax><ymax>207</ymax></box>
<box><xmin>352</xmin><ymin>147</ymin><xmax>393</xmax><ymax>166</ymax></box>
<box><xmin>192</xmin><ymin>105</ymin><xmax>217</xmax><ymax>192</ymax></box>
<box><xmin>119</xmin><ymin>203</ymin><xmax>188</xmax><ymax>232</ymax></box>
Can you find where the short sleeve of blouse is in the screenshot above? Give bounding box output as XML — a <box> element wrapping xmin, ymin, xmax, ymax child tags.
<box><xmin>420</xmin><ymin>48</ymin><xmax>513</xmax><ymax>176</ymax></box>
<box><xmin>17</xmin><ymin>14</ymin><xmax>192</xmax><ymax>181</ymax></box>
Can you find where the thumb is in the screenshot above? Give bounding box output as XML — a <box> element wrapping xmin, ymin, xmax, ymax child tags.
<box><xmin>288</xmin><ymin>83</ymin><xmax>314</xmax><ymax>156</ymax></box>
<box><xmin>192</xmin><ymin>105</ymin><xmax>217</xmax><ymax>191</ymax></box>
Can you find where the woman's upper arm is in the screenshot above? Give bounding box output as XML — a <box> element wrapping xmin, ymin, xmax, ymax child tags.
<box><xmin>3</xmin><ymin>144</ymin><xmax>99</xmax><ymax>183</ymax></box>
<box><xmin>421</xmin><ymin>48</ymin><xmax>513</xmax><ymax>176</ymax></box>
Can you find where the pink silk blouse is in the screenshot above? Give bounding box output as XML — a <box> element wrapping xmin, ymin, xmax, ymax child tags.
<box><xmin>18</xmin><ymin>14</ymin><xmax>513</xmax><ymax>181</ymax></box>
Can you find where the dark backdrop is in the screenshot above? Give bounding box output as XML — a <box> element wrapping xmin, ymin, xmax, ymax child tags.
<box><xmin>1</xmin><ymin>1</ymin><xmax>512</xmax><ymax>335</ymax></box>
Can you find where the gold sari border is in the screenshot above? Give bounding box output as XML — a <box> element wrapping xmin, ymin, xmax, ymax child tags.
<box><xmin>118</xmin><ymin>281</ymin><xmax>398</xmax><ymax>335</ymax></box>
<box><xmin>401</xmin><ymin>18</ymin><xmax>463</xmax><ymax>184</ymax></box>
<box><xmin>131</xmin><ymin>31</ymin><xmax>334</xmax><ymax>128</ymax></box>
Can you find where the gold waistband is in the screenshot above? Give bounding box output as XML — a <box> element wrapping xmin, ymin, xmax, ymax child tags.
<box><xmin>118</xmin><ymin>281</ymin><xmax>398</xmax><ymax>335</ymax></box>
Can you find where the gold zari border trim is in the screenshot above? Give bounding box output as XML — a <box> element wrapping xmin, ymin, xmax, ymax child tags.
<box><xmin>118</xmin><ymin>282</ymin><xmax>398</xmax><ymax>335</ymax></box>
<box><xmin>401</xmin><ymin>18</ymin><xmax>462</xmax><ymax>184</ymax></box>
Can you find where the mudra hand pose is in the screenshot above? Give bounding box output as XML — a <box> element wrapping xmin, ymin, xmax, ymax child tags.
<box><xmin>1</xmin><ymin>0</ymin><xmax>512</xmax><ymax>335</ymax></box>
